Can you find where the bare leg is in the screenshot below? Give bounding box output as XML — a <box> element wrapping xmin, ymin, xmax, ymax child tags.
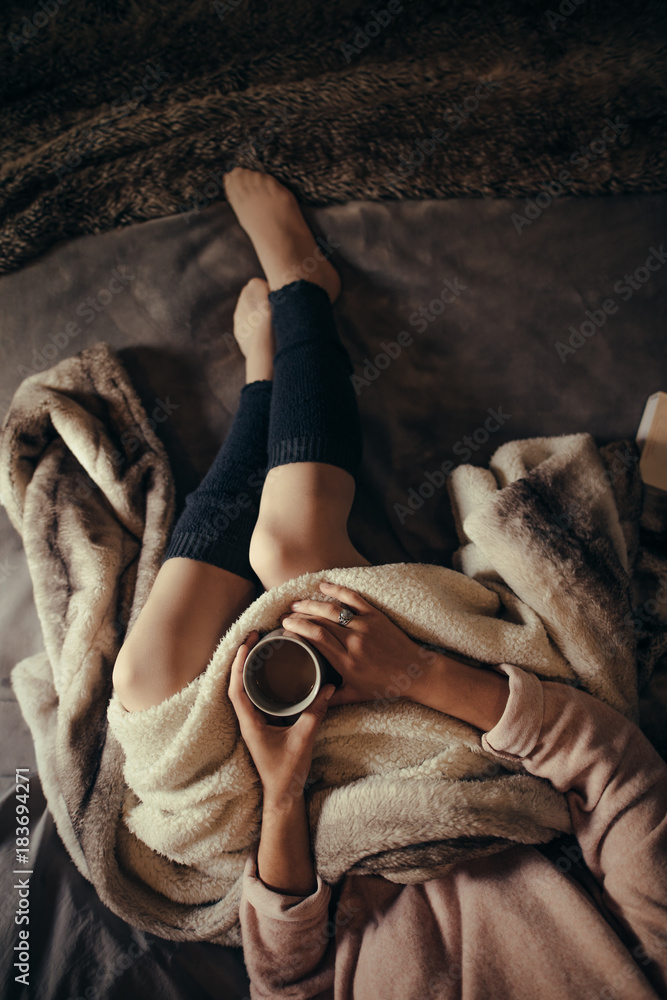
<box><xmin>224</xmin><ymin>168</ymin><xmax>341</xmax><ymax>304</ymax></box>
<box><xmin>250</xmin><ymin>463</ymin><xmax>369</xmax><ymax>590</ymax></box>
<box><xmin>224</xmin><ymin>170</ymin><xmax>369</xmax><ymax>588</ymax></box>
<box><xmin>112</xmin><ymin>280</ymin><xmax>276</xmax><ymax>713</ymax></box>
<box><xmin>114</xmin><ymin>171</ymin><xmax>366</xmax><ymax>711</ymax></box>
<box><xmin>112</xmin><ymin>561</ymin><xmax>256</xmax><ymax>712</ymax></box>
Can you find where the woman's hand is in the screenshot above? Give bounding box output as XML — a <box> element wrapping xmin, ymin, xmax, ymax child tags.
<box><xmin>280</xmin><ymin>581</ymin><xmax>433</xmax><ymax>707</ymax></box>
<box><xmin>228</xmin><ymin>630</ymin><xmax>336</xmax><ymax>807</ymax></box>
<box><xmin>281</xmin><ymin>582</ymin><xmax>511</xmax><ymax>731</ymax></box>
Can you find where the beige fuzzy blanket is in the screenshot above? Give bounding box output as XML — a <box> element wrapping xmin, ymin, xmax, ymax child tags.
<box><xmin>2</xmin><ymin>341</ymin><xmax>665</xmax><ymax>948</ymax></box>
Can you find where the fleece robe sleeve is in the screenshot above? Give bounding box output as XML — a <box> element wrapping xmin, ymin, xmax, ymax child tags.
<box><xmin>483</xmin><ymin>663</ymin><xmax>667</xmax><ymax>999</ymax></box>
<box><xmin>239</xmin><ymin>847</ymin><xmax>335</xmax><ymax>999</ymax></box>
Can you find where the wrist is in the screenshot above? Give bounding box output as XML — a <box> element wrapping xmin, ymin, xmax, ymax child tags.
<box><xmin>262</xmin><ymin>787</ymin><xmax>306</xmax><ymax>817</ymax></box>
<box><xmin>409</xmin><ymin>650</ymin><xmax>510</xmax><ymax>732</ymax></box>
<box><xmin>258</xmin><ymin>790</ymin><xmax>317</xmax><ymax>897</ymax></box>
<box><xmin>404</xmin><ymin>645</ymin><xmax>452</xmax><ymax>704</ymax></box>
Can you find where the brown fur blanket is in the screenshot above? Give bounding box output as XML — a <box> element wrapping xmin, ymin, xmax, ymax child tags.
<box><xmin>1</xmin><ymin>0</ymin><xmax>666</xmax><ymax>274</ymax></box>
<box><xmin>1</xmin><ymin>340</ymin><xmax>666</xmax><ymax>947</ymax></box>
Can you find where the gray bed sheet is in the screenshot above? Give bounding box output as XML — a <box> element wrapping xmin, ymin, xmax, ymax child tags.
<box><xmin>1</xmin><ymin>193</ymin><xmax>666</xmax><ymax>998</ymax></box>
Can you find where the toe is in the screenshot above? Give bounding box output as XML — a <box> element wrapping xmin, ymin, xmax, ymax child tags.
<box><xmin>243</xmin><ymin>276</ymin><xmax>270</xmax><ymax>297</ymax></box>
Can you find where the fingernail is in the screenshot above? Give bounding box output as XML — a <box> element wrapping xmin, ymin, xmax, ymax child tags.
<box><xmin>291</xmin><ymin>601</ymin><xmax>302</xmax><ymax>608</ymax></box>
<box><xmin>324</xmin><ymin>685</ymin><xmax>335</xmax><ymax>700</ymax></box>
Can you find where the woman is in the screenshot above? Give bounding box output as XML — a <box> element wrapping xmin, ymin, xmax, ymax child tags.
<box><xmin>112</xmin><ymin>169</ymin><xmax>667</xmax><ymax>999</ymax></box>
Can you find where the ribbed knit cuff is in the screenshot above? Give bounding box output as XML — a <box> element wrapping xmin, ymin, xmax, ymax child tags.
<box><xmin>240</xmin><ymin>378</ymin><xmax>274</xmax><ymax>399</ymax></box>
<box><xmin>268</xmin><ymin>277</ymin><xmax>331</xmax><ymax>308</ymax></box>
<box><xmin>162</xmin><ymin>530</ymin><xmax>260</xmax><ymax>585</ymax></box>
<box><xmin>242</xmin><ymin>845</ymin><xmax>331</xmax><ymax>917</ymax></box>
<box><xmin>268</xmin><ymin>279</ymin><xmax>345</xmax><ymax>353</ymax></box>
<box><xmin>267</xmin><ymin>433</ymin><xmax>362</xmax><ymax>478</ymax></box>
<box><xmin>160</xmin><ymin>378</ymin><xmax>273</xmax><ymax>587</ymax></box>
<box><xmin>481</xmin><ymin>663</ymin><xmax>545</xmax><ymax>760</ymax></box>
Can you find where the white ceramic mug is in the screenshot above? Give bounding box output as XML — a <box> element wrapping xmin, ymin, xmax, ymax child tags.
<box><xmin>243</xmin><ymin>628</ymin><xmax>340</xmax><ymax>719</ymax></box>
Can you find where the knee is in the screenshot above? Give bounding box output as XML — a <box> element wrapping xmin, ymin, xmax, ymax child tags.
<box><xmin>249</xmin><ymin>519</ymin><xmax>335</xmax><ymax>590</ymax></box>
<box><xmin>111</xmin><ymin>647</ymin><xmax>137</xmax><ymax>710</ymax></box>
<box><xmin>249</xmin><ymin>519</ymin><xmax>360</xmax><ymax>590</ymax></box>
<box><xmin>248</xmin><ymin>525</ymin><xmax>300</xmax><ymax>591</ymax></box>
<box><xmin>111</xmin><ymin>647</ymin><xmax>169</xmax><ymax>714</ymax></box>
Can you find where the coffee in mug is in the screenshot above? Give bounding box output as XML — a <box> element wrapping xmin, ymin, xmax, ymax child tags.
<box><xmin>254</xmin><ymin>640</ymin><xmax>316</xmax><ymax>705</ymax></box>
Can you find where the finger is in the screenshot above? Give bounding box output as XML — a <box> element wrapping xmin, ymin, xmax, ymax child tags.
<box><xmin>282</xmin><ymin>614</ymin><xmax>346</xmax><ymax>653</ymax></box>
<box><xmin>228</xmin><ymin>631</ymin><xmax>256</xmax><ymax>702</ymax></box>
<box><xmin>282</xmin><ymin>606</ymin><xmax>362</xmax><ymax>638</ymax></box>
<box><xmin>228</xmin><ymin>631</ymin><xmax>266</xmax><ymax>726</ymax></box>
<box><xmin>294</xmin><ymin>684</ymin><xmax>335</xmax><ymax>741</ymax></box>
<box><xmin>317</xmin><ymin>581</ymin><xmax>375</xmax><ymax>615</ymax></box>
<box><xmin>286</xmin><ymin>598</ymin><xmax>343</xmax><ymax>623</ymax></box>
<box><xmin>325</xmin><ymin>685</ymin><xmax>356</xmax><ymax>708</ymax></box>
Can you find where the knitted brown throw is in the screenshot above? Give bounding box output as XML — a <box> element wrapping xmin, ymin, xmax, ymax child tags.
<box><xmin>1</xmin><ymin>0</ymin><xmax>665</xmax><ymax>275</ymax></box>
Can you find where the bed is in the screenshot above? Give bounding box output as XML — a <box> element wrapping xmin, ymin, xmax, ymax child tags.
<box><xmin>1</xmin><ymin>191</ymin><xmax>666</xmax><ymax>998</ymax></box>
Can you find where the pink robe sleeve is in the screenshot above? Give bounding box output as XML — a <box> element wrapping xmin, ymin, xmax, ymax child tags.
<box><xmin>483</xmin><ymin>663</ymin><xmax>667</xmax><ymax>998</ymax></box>
<box><xmin>239</xmin><ymin>846</ymin><xmax>335</xmax><ymax>999</ymax></box>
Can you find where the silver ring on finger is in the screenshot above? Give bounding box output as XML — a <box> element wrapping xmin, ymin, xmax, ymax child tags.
<box><xmin>338</xmin><ymin>606</ymin><xmax>355</xmax><ymax>628</ymax></box>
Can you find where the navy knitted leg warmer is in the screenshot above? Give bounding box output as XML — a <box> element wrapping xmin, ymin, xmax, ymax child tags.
<box><xmin>161</xmin><ymin>278</ymin><xmax>362</xmax><ymax>585</ymax></box>
<box><xmin>266</xmin><ymin>279</ymin><xmax>363</xmax><ymax>477</ymax></box>
<box><xmin>161</xmin><ymin>378</ymin><xmax>272</xmax><ymax>583</ymax></box>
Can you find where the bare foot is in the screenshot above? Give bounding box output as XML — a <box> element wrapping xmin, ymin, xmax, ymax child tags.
<box><xmin>224</xmin><ymin>168</ymin><xmax>341</xmax><ymax>304</ymax></box>
<box><xmin>233</xmin><ymin>277</ymin><xmax>275</xmax><ymax>383</ymax></box>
